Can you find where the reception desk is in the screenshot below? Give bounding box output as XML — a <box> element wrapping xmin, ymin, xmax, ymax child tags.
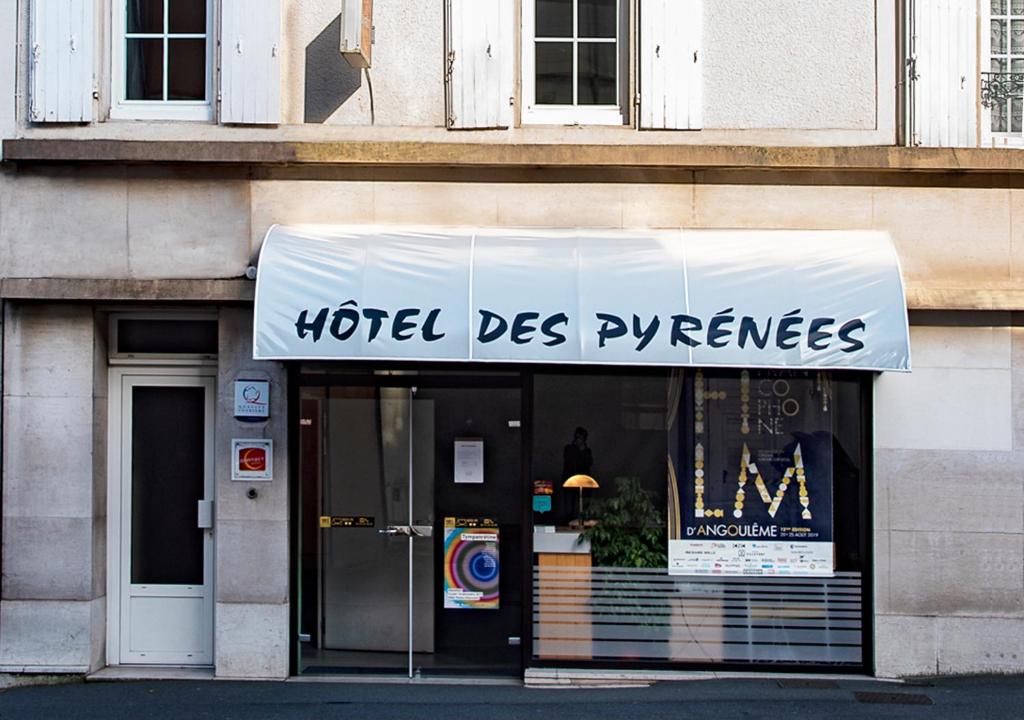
<box><xmin>533</xmin><ymin>528</ymin><xmax>592</xmax><ymax>660</ymax></box>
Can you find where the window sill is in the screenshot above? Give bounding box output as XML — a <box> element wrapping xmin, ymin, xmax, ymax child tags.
<box><xmin>109</xmin><ymin>102</ymin><xmax>214</xmax><ymax>123</ymax></box>
<box><xmin>521</xmin><ymin>106</ymin><xmax>627</xmax><ymax>127</ymax></box>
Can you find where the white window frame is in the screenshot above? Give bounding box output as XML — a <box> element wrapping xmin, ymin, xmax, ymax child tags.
<box><xmin>983</xmin><ymin>1</ymin><xmax>1024</xmax><ymax>147</ymax></box>
<box><xmin>110</xmin><ymin>0</ymin><xmax>215</xmax><ymax>121</ymax></box>
<box><xmin>521</xmin><ymin>0</ymin><xmax>628</xmax><ymax>126</ymax></box>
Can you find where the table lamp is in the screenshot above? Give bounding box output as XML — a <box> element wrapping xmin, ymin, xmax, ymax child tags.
<box><xmin>563</xmin><ymin>474</ymin><xmax>599</xmax><ymax>525</ymax></box>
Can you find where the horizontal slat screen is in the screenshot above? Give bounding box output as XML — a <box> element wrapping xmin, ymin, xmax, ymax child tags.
<box><xmin>533</xmin><ymin>566</ymin><xmax>863</xmax><ymax>665</ymax></box>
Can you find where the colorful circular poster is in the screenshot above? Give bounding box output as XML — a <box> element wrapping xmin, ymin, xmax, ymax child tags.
<box><xmin>443</xmin><ymin>526</ymin><xmax>500</xmax><ymax>610</ymax></box>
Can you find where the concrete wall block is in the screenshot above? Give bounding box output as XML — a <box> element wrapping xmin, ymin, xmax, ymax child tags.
<box><xmin>250</xmin><ymin>180</ymin><xmax>376</xmax><ymax>249</ymax></box>
<box><xmin>3</xmin><ymin>304</ymin><xmax>95</xmax><ymax>399</ymax></box>
<box><xmin>215</xmin><ymin>520</ymin><xmax>288</xmax><ymax>605</ymax></box>
<box><xmin>126</xmin><ymin>172</ymin><xmax>251</xmax><ymax>279</ymax></box>
<box><xmin>3</xmin><ymin>395</ymin><xmax>95</xmax><ymax>519</ymax></box>
<box><xmin>1</xmin><ymin>517</ymin><xmax>95</xmax><ymax>601</ymax></box>
<box><xmin>377</xmin><ymin>182</ymin><xmax>501</xmax><ymax>227</ymax></box>
<box><xmin>216</xmin><ymin>308</ymin><xmax>289</xmax><ymax>524</ymax></box>
<box><xmin>937</xmin><ymin>616</ymin><xmax>1024</xmax><ymax>675</ymax></box>
<box><xmin>873</xmin><ymin>187</ymin><xmax>1012</xmax><ymax>287</ymax></box>
<box><xmin>873</xmin><ymin>530</ymin><xmax>891</xmax><ymax>615</ymax></box>
<box><xmin>908</xmin><ymin>323</ymin><xmax>1012</xmax><ymax>370</ymax></box>
<box><xmin>889</xmin><ymin>531</ymin><xmax>1024</xmax><ymax>617</ymax></box>
<box><xmin>693</xmin><ymin>184</ymin><xmax>873</xmax><ymax>230</ymax></box>
<box><xmin>874</xmin><ymin>368</ymin><xmax>1012</xmax><ymax>451</ymax></box>
<box><xmin>214</xmin><ymin>602</ymin><xmax>288</xmax><ymax>679</ymax></box>
<box><xmin>1</xmin><ymin>168</ymin><xmax>129</xmax><ymax>278</ymax></box>
<box><xmin>874</xmin><ymin>614</ymin><xmax>937</xmax><ymax>677</ymax></box>
<box><xmin>496</xmin><ymin>184</ymin><xmax>624</xmax><ymax>227</ymax></box>
<box><xmin>876</xmin><ymin>450</ymin><xmax>1021</xmax><ymax>534</ymax></box>
<box><xmin>0</xmin><ymin>600</ymin><xmax>96</xmax><ymax>669</ymax></box>
<box><xmin>704</xmin><ymin>1</ymin><xmax>876</xmax><ymax>130</ymax></box>
<box><xmin>90</xmin><ymin>596</ymin><xmax>106</xmax><ymax>672</ymax></box>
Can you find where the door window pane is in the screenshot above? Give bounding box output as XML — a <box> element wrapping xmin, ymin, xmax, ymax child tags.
<box><xmin>131</xmin><ymin>386</ymin><xmax>205</xmax><ymax>585</ymax></box>
<box><xmin>994</xmin><ymin>19</ymin><xmax>1008</xmax><ymax>54</ymax></box>
<box><xmin>169</xmin><ymin>0</ymin><xmax>206</xmax><ymax>33</ymax></box>
<box><xmin>536</xmin><ymin>42</ymin><xmax>574</xmax><ymax>104</ymax></box>
<box><xmin>578</xmin><ymin>42</ymin><xmax>617</xmax><ymax>104</ymax></box>
<box><xmin>536</xmin><ymin>0</ymin><xmax>573</xmax><ymax>37</ymax></box>
<box><xmin>168</xmin><ymin>39</ymin><xmax>207</xmax><ymax>100</ymax></box>
<box><xmin>578</xmin><ymin>0</ymin><xmax>616</xmax><ymax>38</ymax></box>
<box><xmin>126</xmin><ymin>39</ymin><xmax>164</xmax><ymax>100</ymax></box>
<box><xmin>127</xmin><ymin>0</ymin><xmax>164</xmax><ymax>34</ymax></box>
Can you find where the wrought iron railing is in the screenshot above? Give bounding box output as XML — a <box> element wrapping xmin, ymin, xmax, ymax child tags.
<box><xmin>981</xmin><ymin>72</ymin><xmax>1024</xmax><ymax>107</ymax></box>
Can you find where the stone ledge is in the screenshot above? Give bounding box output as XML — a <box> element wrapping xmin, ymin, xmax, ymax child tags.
<box><xmin>3</xmin><ymin>277</ymin><xmax>1023</xmax><ymax>311</ymax></box>
<box><xmin>5</xmin><ymin>139</ymin><xmax>1024</xmax><ymax>172</ymax></box>
<box><xmin>0</xmin><ymin>278</ymin><xmax>254</xmax><ymax>302</ymax></box>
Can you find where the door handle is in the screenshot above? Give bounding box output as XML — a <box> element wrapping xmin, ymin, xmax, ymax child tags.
<box><xmin>197</xmin><ymin>500</ymin><xmax>214</xmax><ymax>529</ymax></box>
<box><xmin>379</xmin><ymin>525</ymin><xmax>433</xmax><ymax>537</ymax></box>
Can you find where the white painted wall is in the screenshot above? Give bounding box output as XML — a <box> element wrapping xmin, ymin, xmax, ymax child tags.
<box><xmin>1</xmin><ymin>0</ymin><xmax>891</xmax><ymax>137</ymax></box>
<box><xmin>704</xmin><ymin>0</ymin><xmax>879</xmax><ymax>130</ymax></box>
<box><xmin>0</xmin><ymin>0</ymin><xmax>17</xmax><ymax>155</ymax></box>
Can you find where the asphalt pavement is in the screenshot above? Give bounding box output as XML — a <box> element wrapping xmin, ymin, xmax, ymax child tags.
<box><xmin>1</xmin><ymin>675</ymin><xmax>1023</xmax><ymax>720</ymax></box>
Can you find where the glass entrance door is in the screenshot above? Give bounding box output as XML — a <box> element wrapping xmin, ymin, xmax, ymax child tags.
<box><xmin>297</xmin><ymin>377</ymin><xmax>523</xmax><ymax>677</ymax></box>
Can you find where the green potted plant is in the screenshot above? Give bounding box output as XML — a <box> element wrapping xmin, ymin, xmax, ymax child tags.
<box><xmin>579</xmin><ymin>476</ymin><xmax>667</xmax><ymax>568</ymax></box>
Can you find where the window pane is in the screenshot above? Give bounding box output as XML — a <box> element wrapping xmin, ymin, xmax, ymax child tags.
<box><xmin>126</xmin><ymin>38</ymin><xmax>164</xmax><ymax>100</ymax></box>
<box><xmin>127</xmin><ymin>0</ymin><xmax>164</xmax><ymax>34</ymax></box>
<box><xmin>168</xmin><ymin>39</ymin><xmax>207</xmax><ymax>100</ymax></box>
<box><xmin>993</xmin><ymin>57</ymin><xmax>1008</xmax><ymax>73</ymax></box>
<box><xmin>578</xmin><ymin>0</ymin><xmax>616</xmax><ymax>38</ymax></box>
<box><xmin>994</xmin><ymin>0</ymin><xmax>1007</xmax><ymax>14</ymax></box>
<box><xmin>117</xmin><ymin>319</ymin><xmax>218</xmax><ymax>355</ymax></box>
<box><xmin>536</xmin><ymin>0</ymin><xmax>573</xmax><ymax>38</ymax></box>
<box><xmin>1013</xmin><ymin>0</ymin><xmax>1024</xmax><ymax>15</ymax></box>
<box><xmin>993</xmin><ymin>20</ymin><xmax>1007</xmax><ymax>54</ymax></box>
<box><xmin>169</xmin><ymin>0</ymin><xmax>206</xmax><ymax>34</ymax></box>
<box><xmin>1013</xmin><ymin>97</ymin><xmax>1023</xmax><ymax>132</ymax></box>
<box><xmin>131</xmin><ymin>386</ymin><xmax>205</xmax><ymax>585</ymax></box>
<box><xmin>536</xmin><ymin>42</ymin><xmax>573</xmax><ymax>104</ymax></box>
<box><xmin>1013</xmin><ymin>20</ymin><xmax>1024</xmax><ymax>53</ymax></box>
<box><xmin>578</xmin><ymin>42</ymin><xmax>617</xmax><ymax>105</ymax></box>
<box><xmin>993</xmin><ymin>100</ymin><xmax>1009</xmax><ymax>132</ymax></box>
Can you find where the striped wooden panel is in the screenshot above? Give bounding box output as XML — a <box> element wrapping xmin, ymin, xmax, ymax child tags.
<box><xmin>533</xmin><ymin>566</ymin><xmax>863</xmax><ymax>664</ymax></box>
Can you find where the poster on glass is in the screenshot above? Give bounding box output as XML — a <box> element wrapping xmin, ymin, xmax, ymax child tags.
<box><xmin>669</xmin><ymin>370</ymin><xmax>835</xmax><ymax>577</ymax></box>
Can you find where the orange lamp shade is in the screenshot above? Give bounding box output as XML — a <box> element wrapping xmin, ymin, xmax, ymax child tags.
<box><xmin>563</xmin><ymin>474</ymin><xmax>599</xmax><ymax>489</ymax></box>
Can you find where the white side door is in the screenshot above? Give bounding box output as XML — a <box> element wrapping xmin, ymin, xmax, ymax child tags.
<box><xmin>110</xmin><ymin>370</ymin><xmax>215</xmax><ymax>665</ymax></box>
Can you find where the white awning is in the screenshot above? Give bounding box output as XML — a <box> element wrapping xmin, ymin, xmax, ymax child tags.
<box><xmin>253</xmin><ymin>225</ymin><xmax>911</xmax><ymax>371</ymax></box>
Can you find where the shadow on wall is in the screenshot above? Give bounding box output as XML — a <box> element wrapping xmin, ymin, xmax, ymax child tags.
<box><xmin>305</xmin><ymin>14</ymin><xmax>361</xmax><ymax>123</ymax></box>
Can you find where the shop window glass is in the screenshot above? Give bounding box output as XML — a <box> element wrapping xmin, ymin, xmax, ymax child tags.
<box><xmin>531</xmin><ymin>369</ymin><xmax>867</xmax><ymax>668</ymax></box>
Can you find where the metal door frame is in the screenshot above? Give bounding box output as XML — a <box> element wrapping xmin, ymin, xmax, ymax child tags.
<box><xmin>107</xmin><ymin>366</ymin><xmax>216</xmax><ymax>666</ymax></box>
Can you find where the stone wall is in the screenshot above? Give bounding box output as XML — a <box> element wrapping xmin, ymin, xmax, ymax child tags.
<box><xmin>874</xmin><ymin>316</ymin><xmax>1024</xmax><ymax>675</ymax></box>
<box><xmin>0</xmin><ymin>304</ymin><xmax>106</xmax><ymax>673</ymax></box>
<box><xmin>214</xmin><ymin>308</ymin><xmax>290</xmax><ymax>679</ymax></box>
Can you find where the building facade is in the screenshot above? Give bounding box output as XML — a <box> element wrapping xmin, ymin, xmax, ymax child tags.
<box><xmin>0</xmin><ymin>0</ymin><xmax>1022</xmax><ymax>681</ymax></box>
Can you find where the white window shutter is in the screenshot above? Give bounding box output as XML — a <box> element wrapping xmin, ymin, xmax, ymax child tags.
<box><xmin>29</xmin><ymin>0</ymin><xmax>93</xmax><ymax>123</ymax></box>
<box><xmin>639</xmin><ymin>0</ymin><xmax>703</xmax><ymax>130</ymax></box>
<box><xmin>445</xmin><ymin>0</ymin><xmax>514</xmax><ymax>129</ymax></box>
<box><xmin>220</xmin><ymin>0</ymin><xmax>282</xmax><ymax>125</ymax></box>
<box><xmin>912</xmin><ymin>0</ymin><xmax>977</xmax><ymax>147</ymax></box>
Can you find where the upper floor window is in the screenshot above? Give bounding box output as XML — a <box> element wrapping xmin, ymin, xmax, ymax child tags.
<box><xmin>111</xmin><ymin>0</ymin><xmax>213</xmax><ymax>121</ymax></box>
<box><xmin>988</xmin><ymin>1</ymin><xmax>1024</xmax><ymax>135</ymax></box>
<box><xmin>522</xmin><ymin>0</ymin><xmax>628</xmax><ymax>125</ymax></box>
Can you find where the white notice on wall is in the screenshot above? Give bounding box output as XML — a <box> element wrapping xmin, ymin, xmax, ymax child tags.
<box><xmin>454</xmin><ymin>439</ymin><xmax>484</xmax><ymax>484</ymax></box>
